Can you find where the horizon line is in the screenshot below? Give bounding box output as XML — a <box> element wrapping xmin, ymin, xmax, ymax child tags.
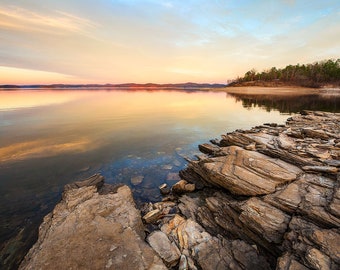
<box><xmin>0</xmin><ymin>82</ymin><xmax>230</xmax><ymax>88</ymax></box>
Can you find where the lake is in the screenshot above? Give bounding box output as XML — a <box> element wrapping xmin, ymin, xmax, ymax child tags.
<box><xmin>0</xmin><ymin>87</ymin><xmax>339</xmax><ymax>268</ymax></box>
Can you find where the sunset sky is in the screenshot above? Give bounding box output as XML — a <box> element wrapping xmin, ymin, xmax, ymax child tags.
<box><xmin>0</xmin><ymin>0</ymin><xmax>339</xmax><ymax>85</ymax></box>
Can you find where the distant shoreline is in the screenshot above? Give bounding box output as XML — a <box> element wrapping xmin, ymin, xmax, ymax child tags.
<box><xmin>0</xmin><ymin>82</ymin><xmax>227</xmax><ymax>89</ymax></box>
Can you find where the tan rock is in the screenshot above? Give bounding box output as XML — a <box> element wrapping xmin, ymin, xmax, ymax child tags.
<box><xmin>172</xmin><ymin>180</ymin><xmax>195</xmax><ymax>194</ymax></box>
<box><xmin>193</xmin><ymin>146</ymin><xmax>301</xmax><ymax>195</ymax></box>
<box><xmin>284</xmin><ymin>216</ymin><xmax>340</xmax><ymax>270</ymax></box>
<box><xmin>276</xmin><ymin>253</ymin><xmax>309</xmax><ymax>270</ymax></box>
<box><xmin>147</xmin><ymin>231</ymin><xmax>180</xmax><ymax>267</ymax></box>
<box><xmin>305</xmin><ymin>248</ymin><xmax>331</xmax><ymax>270</ymax></box>
<box><xmin>19</xmin><ymin>181</ymin><xmax>167</xmax><ymax>270</ymax></box>
<box><xmin>309</xmin><ymin>229</ymin><xmax>340</xmax><ymax>264</ymax></box>
<box><xmin>143</xmin><ymin>209</ymin><xmax>162</xmax><ymax>224</ymax></box>
<box><xmin>198</xmin><ymin>143</ymin><xmax>220</xmax><ymax>155</ymax></box>
<box><xmin>329</xmin><ymin>185</ymin><xmax>340</xmax><ymax>218</ymax></box>
<box><xmin>302</xmin><ymin>165</ymin><xmax>338</xmax><ymax>174</ymax></box>
<box><xmin>239</xmin><ymin>198</ymin><xmax>290</xmax><ymax>243</ymax></box>
<box><xmin>161</xmin><ymin>214</ymin><xmax>186</xmax><ymax>235</ymax></box>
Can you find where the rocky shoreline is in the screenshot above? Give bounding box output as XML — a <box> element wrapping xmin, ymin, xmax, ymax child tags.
<box><xmin>20</xmin><ymin>111</ymin><xmax>339</xmax><ymax>270</ymax></box>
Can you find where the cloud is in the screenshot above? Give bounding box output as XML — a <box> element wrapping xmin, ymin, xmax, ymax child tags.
<box><xmin>0</xmin><ymin>6</ymin><xmax>98</xmax><ymax>35</ymax></box>
<box><xmin>0</xmin><ymin>0</ymin><xmax>339</xmax><ymax>83</ymax></box>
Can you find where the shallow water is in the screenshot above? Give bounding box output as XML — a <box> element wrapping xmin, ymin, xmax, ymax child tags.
<box><xmin>0</xmin><ymin>87</ymin><xmax>339</xmax><ymax>268</ymax></box>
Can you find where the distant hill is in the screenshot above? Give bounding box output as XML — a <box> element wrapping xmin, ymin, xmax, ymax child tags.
<box><xmin>229</xmin><ymin>59</ymin><xmax>340</xmax><ymax>88</ymax></box>
<box><xmin>0</xmin><ymin>82</ymin><xmax>227</xmax><ymax>89</ymax></box>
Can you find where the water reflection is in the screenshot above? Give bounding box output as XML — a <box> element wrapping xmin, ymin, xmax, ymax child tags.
<box><xmin>0</xmin><ymin>88</ymin><xmax>338</xmax><ymax>269</ymax></box>
<box><xmin>226</xmin><ymin>89</ymin><xmax>340</xmax><ymax>113</ymax></box>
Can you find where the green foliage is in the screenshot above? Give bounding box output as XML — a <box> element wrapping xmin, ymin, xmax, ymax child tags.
<box><xmin>236</xmin><ymin>59</ymin><xmax>340</xmax><ymax>87</ymax></box>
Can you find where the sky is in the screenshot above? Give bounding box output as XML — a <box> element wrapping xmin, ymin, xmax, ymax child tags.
<box><xmin>0</xmin><ymin>0</ymin><xmax>339</xmax><ymax>84</ymax></box>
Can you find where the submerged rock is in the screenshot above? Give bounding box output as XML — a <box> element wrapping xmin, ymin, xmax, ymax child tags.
<box><xmin>130</xmin><ymin>175</ymin><xmax>144</xmax><ymax>185</ymax></box>
<box><xmin>19</xmin><ymin>175</ymin><xmax>167</xmax><ymax>270</ymax></box>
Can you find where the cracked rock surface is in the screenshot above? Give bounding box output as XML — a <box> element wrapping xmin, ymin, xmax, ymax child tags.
<box><xmin>172</xmin><ymin>110</ymin><xmax>339</xmax><ymax>269</ymax></box>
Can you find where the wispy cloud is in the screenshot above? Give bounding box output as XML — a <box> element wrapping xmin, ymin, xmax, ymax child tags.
<box><xmin>0</xmin><ymin>6</ymin><xmax>98</xmax><ymax>35</ymax></box>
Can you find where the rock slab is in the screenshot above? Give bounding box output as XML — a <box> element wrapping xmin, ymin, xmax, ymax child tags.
<box><xmin>19</xmin><ymin>175</ymin><xmax>167</xmax><ymax>270</ymax></box>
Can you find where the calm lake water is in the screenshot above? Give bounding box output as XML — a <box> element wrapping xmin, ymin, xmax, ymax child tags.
<box><xmin>0</xmin><ymin>87</ymin><xmax>339</xmax><ymax>268</ymax></box>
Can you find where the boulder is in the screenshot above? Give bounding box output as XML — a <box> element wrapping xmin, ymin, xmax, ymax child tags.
<box><xmin>19</xmin><ymin>176</ymin><xmax>167</xmax><ymax>270</ymax></box>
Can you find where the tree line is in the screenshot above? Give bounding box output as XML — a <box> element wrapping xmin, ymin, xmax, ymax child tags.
<box><xmin>233</xmin><ymin>59</ymin><xmax>340</xmax><ymax>87</ymax></box>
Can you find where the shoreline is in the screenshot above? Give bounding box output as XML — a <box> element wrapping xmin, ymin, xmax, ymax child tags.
<box><xmin>19</xmin><ymin>110</ymin><xmax>340</xmax><ymax>270</ymax></box>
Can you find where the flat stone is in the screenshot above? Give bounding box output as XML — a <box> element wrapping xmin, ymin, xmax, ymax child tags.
<box><xmin>193</xmin><ymin>146</ymin><xmax>301</xmax><ymax>195</ymax></box>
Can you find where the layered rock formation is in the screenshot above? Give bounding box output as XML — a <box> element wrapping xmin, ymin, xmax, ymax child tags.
<box><xmin>19</xmin><ymin>174</ymin><xmax>167</xmax><ymax>270</ymax></box>
<box><xmin>174</xmin><ymin>110</ymin><xmax>339</xmax><ymax>269</ymax></box>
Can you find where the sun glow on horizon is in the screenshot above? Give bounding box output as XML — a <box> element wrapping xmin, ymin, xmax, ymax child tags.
<box><xmin>0</xmin><ymin>66</ymin><xmax>85</xmax><ymax>85</ymax></box>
